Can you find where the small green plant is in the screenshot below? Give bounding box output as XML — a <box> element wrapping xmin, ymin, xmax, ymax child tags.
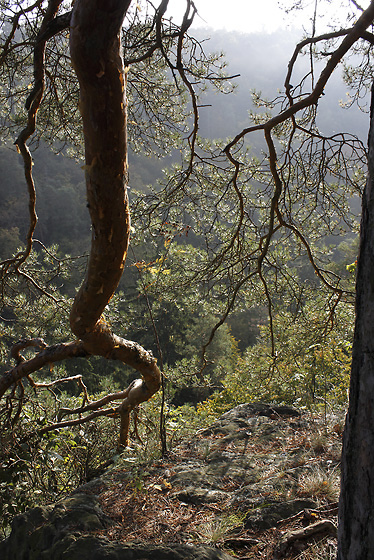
<box><xmin>0</xmin><ymin>388</ymin><xmax>120</xmax><ymax>537</ymax></box>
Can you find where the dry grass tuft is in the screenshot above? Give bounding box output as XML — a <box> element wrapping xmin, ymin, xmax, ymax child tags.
<box><xmin>297</xmin><ymin>466</ymin><xmax>340</xmax><ymax>502</ymax></box>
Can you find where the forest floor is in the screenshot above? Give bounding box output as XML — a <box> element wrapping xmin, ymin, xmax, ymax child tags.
<box><xmin>90</xmin><ymin>403</ymin><xmax>343</xmax><ymax>560</ymax></box>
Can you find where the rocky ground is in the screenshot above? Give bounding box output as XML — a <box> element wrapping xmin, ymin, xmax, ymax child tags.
<box><xmin>0</xmin><ymin>403</ymin><xmax>343</xmax><ymax>560</ymax></box>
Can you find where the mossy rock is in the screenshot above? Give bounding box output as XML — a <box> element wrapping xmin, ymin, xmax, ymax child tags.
<box><xmin>0</xmin><ymin>493</ymin><xmax>235</xmax><ymax>560</ymax></box>
<box><xmin>0</xmin><ymin>493</ymin><xmax>110</xmax><ymax>560</ymax></box>
<box><xmin>244</xmin><ymin>499</ymin><xmax>317</xmax><ymax>531</ymax></box>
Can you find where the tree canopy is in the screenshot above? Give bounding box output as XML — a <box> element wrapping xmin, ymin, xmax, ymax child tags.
<box><xmin>2</xmin><ymin>0</ymin><xmax>374</xmax><ymax>556</ymax></box>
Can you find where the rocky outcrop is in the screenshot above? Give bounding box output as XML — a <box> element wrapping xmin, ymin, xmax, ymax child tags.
<box><xmin>170</xmin><ymin>403</ymin><xmax>317</xmax><ymax>528</ymax></box>
<box><xmin>0</xmin><ymin>492</ymin><xmax>233</xmax><ymax>560</ymax></box>
<box><xmin>1</xmin><ymin>403</ymin><xmax>340</xmax><ymax>559</ymax></box>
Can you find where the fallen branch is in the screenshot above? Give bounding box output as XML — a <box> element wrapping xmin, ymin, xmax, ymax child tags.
<box><xmin>276</xmin><ymin>519</ymin><xmax>337</xmax><ymax>557</ymax></box>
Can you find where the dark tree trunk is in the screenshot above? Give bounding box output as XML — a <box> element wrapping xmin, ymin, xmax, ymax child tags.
<box><xmin>338</xmin><ymin>81</ymin><xmax>374</xmax><ymax>558</ymax></box>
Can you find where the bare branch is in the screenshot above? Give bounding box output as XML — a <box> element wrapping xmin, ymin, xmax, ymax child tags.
<box><xmin>13</xmin><ymin>0</ymin><xmax>65</xmax><ymax>274</ymax></box>
<box><xmin>39</xmin><ymin>406</ymin><xmax>120</xmax><ymax>435</ymax></box>
<box><xmin>0</xmin><ymin>340</ymin><xmax>88</xmax><ymax>398</ymax></box>
<box><xmin>10</xmin><ymin>337</ymin><xmax>48</xmax><ymax>365</ymax></box>
<box><xmin>0</xmin><ymin>0</ymin><xmax>44</xmax><ymax>66</ymax></box>
<box><xmin>225</xmin><ymin>2</ymin><xmax>374</xmax><ymax>152</ymax></box>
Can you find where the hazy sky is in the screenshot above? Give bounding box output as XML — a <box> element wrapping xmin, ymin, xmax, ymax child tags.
<box><xmin>166</xmin><ymin>0</ymin><xmax>371</xmax><ymax>34</ymax></box>
<box><xmin>167</xmin><ymin>0</ymin><xmax>287</xmax><ymax>33</ymax></box>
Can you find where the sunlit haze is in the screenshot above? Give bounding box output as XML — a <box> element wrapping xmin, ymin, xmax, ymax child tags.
<box><xmin>166</xmin><ymin>0</ymin><xmax>286</xmax><ymax>32</ymax></box>
<box><xmin>166</xmin><ymin>0</ymin><xmax>372</xmax><ymax>34</ymax></box>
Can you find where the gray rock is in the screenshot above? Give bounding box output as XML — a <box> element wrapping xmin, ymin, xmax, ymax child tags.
<box><xmin>0</xmin><ymin>493</ymin><xmax>111</xmax><ymax>560</ymax></box>
<box><xmin>244</xmin><ymin>499</ymin><xmax>317</xmax><ymax>531</ymax></box>
<box><xmin>216</xmin><ymin>403</ymin><xmax>300</xmax><ymax>426</ymax></box>
<box><xmin>170</xmin><ymin>450</ymin><xmax>260</xmax><ymax>491</ymax></box>
<box><xmin>1</xmin><ymin>402</ymin><xmax>331</xmax><ymax>560</ymax></box>
<box><xmin>175</xmin><ymin>487</ymin><xmax>230</xmax><ymax>504</ymax></box>
<box><xmin>46</xmin><ymin>536</ymin><xmax>236</xmax><ymax>560</ymax></box>
<box><xmin>0</xmin><ymin>493</ymin><xmax>234</xmax><ymax>560</ymax></box>
<box><xmin>200</xmin><ymin>403</ymin><xmax>300</xmax><ymax>439</ymax></box>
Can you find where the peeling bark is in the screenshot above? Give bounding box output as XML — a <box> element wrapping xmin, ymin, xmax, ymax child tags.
<box><xmin>69</xmin><ymin>0</ymin><xmax>131</xmax><ymax>338</ymax></box>
<box><xmin>67</xmin><ymin>0</ymin><xmax>161</xmax><ymax>446</ymax></box>
<box><xmin>0</xmin><ymin>0</ymin><xmax>162</xmax><ymax>448</ymax></box>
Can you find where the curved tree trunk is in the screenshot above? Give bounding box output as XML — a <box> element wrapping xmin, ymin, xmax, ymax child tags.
<box><xmin>337</xmin><ymin>81</ymin><xmax>374</xmax><ymax>558</ymax></box>
<box><xmin>0</xmin><ymin>0</ymin><xmax>161</xmax><ymax>448</ymax></box>
<box><xmin>68</xmin><ymin>0</ymin><xmax>161</xmax><ymax>446</ymax></box>
<box><xmin>69</xmin><ymin>0</ymin><xmax>131</xmax><ymax>342</ymax></box>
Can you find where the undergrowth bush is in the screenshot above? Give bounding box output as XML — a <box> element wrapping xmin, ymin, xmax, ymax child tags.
<box><xmin>0</xmin><ymin>385</ymin><xmax>120</xmax><ymax>536</ymax></box>
<box><xmin>199</xmin><ymin>302</ymin><xmax>353</xmax><ymax>416</ymax></box>
<box><xmin>0</xmin><ymin>373</ymin><xmax>216</xmax><ymax>537</ymax></box>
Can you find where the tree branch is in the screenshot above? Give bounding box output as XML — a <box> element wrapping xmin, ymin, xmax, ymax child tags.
<box><xmin>225</xmin><ymin>2</ymin><xmax>374</xmax><ymax>152</ymax></box>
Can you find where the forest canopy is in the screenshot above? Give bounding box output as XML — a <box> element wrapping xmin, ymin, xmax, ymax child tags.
<box><xmin>0</xmin><ymin>0</ymin><xmax>363</xmax><ymax>460</ymax></box>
